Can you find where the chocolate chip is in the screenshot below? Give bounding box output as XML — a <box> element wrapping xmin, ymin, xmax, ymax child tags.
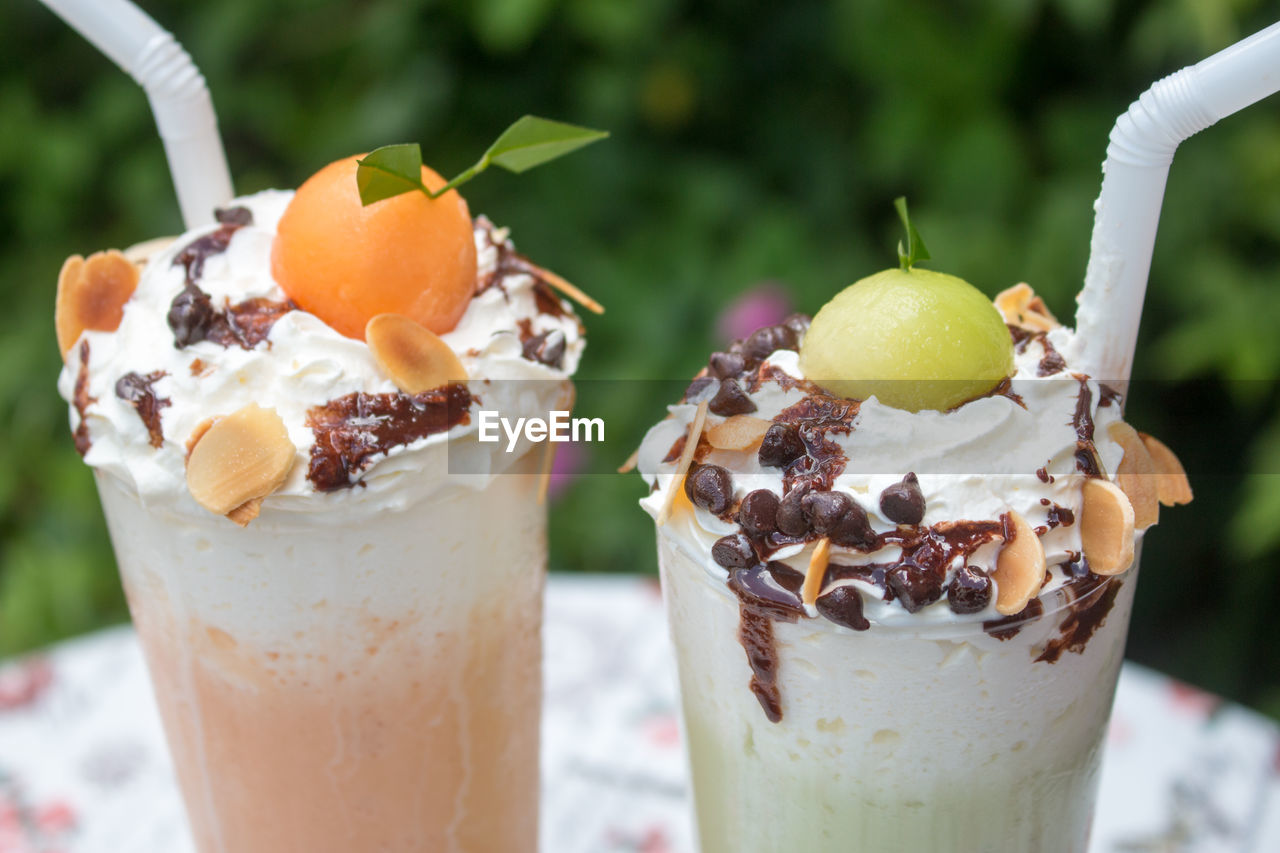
<box><xmin>947</xmin><ymin>565</ymin><xmax>993</xmax><ymax>614</ymax></box>
<box><xmin>776</xmin><ymin>482</ymin><xmax>812</xmax><ymax>537</ymax></box>
<box><xmin>887</xmin><ymin>566</ymin><xmax>944</xmax><ymax>613</ymax></box>
<box><xmin>709</xmin><ymin>378</ymin><xmax>756</xmax><ymax>416</ymax></box>
<box><xmin>782</xmin><ymin>313</ymin><xmax>811</xmax><ymax>339</ymax></box>
<box><xmin>684</xmin><ymin>464</ymin><xmax>733</xmax><ymax>514</ymax></box>
<box><xmin>801</xmin><ymin>490</ymin><xmax>876</xmax><ymax>548</ymax></box>
<box><xmin>214</xmin><ymin>205</ymin><xmax>254</xmax><ymax>226</ymax></box>
<box><xmin>815</xmin><ymin>584</ymin><xmax>870</xmax><ymax>631</ymax></box>
<box><xmin>879</xmin><ymin>472</ymin><xmax>925</xmax><ymax>525</ymax></box>
<box><xmin>709</xmin><ymin>351</ymin><xmax>746</xmax><ymax>379</ymax></box>
<box><xmin>712</xmin><ymin>533</ymin><xmax>756</xmax><ymax>568</ymax></box>
<box><xmin>738</xmin><ymin>490</ymin><xmax>780</xmax><ymax>537</ymax></box>
<box><xmin>758</xmin><ymin>422</ymin><xmax>804</xmax><ymax>468</ymax></box>
<box><xmin>743</xmin><ymin>325</ymin><xmax>798</xmax><ymax>361</ymax></box>
<box><xmin>683</xmin><ymin>376</ymin><xmax>716</xmax><ymax>403</ymax></box>
<box><xmin>801</xmin><ymin>490</ymin><xmax>849</xmax><ymax>534</ymax></box>
<box><xmin>167</xmin><ymin>283</ymin><xmax>216</xmax><ymax>348</ymax></box>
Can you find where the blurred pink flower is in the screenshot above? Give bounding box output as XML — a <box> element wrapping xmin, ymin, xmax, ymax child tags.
<box><xmin>716</xmin><ymin>282</ymin><xmax>791</xmax><ymax>343</ymax></box>
<box><xmin>548</xmin><ymin>441</ymin><xmax>587</xmax><ymax>501</ymax></box>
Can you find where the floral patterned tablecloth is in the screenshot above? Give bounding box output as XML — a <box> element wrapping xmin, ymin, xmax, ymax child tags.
<box><xmin>0</xmin><ymin>574</ymin><xmax>1276</xmax><ymax>853</ymax></box>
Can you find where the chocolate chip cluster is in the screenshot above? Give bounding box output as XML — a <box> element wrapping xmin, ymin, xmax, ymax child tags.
<box><xmin>684</xmin><ymin>314</ymin><xmax>810</xmax><ymax>416</ymax></box>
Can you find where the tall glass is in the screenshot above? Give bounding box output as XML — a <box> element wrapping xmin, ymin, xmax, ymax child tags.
<box><xmin>658</xmin><ymin>527</ymin><xmax>1141</xmax><ymax>853</ymax></box>
<box><xmin>95</xmin><ymin>446</ymin><xmax>545</xmax><ymax>853</ymax></box>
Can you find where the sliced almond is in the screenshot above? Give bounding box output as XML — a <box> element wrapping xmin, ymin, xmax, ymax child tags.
<box><xmin>802</xmin><ymin>537</ymin><xmax>831</xmax><ymax>606</ymax></box>
<box><xmin>617</xmin><ymin>447</ymin><xmax>640</xmax><ymax>474</ymax></box>
<box><xmin>994</xmin><ymin>282</ymin><xmax>1059</xmax><ymax>331</ymax></box>
<box><xmin>992</xmin><ymin>510</ymin><xmax>1046</xmax><ymax>615</ymax></box>
<box><xmin>1138</xmin><ymin>433</ymin><xmax>1193</xmax><ymax>506</ymax></box>
<box><xmin>705</xmin><ymin>415</ymin><xmax>773</xmax><ymax>451</ymax></box>
<box><xmin>226</xmin><ymin>498</ymin><xmax>263</xmax><ymax>527</ymax></box>
<box><xmin>122</xmin><ymin>236</ymin><xmax>176</xmax><ymax>267</ymax></box>
<box><xmin>55</xmin><ymin>250</ymin><xmax>140</xmax><ymax>358</ymax></box>
<box><xmin>1108</xmin><ymin>421</ymin><xmax>1160</xmax><ymax>530</ymax></box>
<box><xmin>534</xmin><ymin>267</ymin><xmax>604</xmax><ymax>315</ymax></box>
<box><xmin>655</xmin><ymin>400</ymin><xmax>710</xmax><ymax>527</ymax></box>
<box><xmin>1081</xmin><ymin>479</ymin><xmax>1136</xmax><ymax>576</ymax></box>
<box><xmin>365</xmin><ymin>313</ymin><xmax>468</xmax><ymax>393</ymax></box>
<box><xmin>186</xmin><ymin>404</ymin><xmax>296</xmax><ymax>519</ymax></box>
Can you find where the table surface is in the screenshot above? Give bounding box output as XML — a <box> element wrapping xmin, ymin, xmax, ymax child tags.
<box><xmin>0</xmin><ymin>574</ymin><xmax>1277</xmax><ymax>853</ymax></box>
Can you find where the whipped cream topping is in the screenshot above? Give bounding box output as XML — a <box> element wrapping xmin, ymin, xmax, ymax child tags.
<box><xmin>58</xmin><ymin>190</ymin><xmax>584</xmax><ymax>519</ymax></box>
<box><xmin>638</xmin><ymin>321</ymin><xmax>1129</xmax><ymax>627</ymax></box>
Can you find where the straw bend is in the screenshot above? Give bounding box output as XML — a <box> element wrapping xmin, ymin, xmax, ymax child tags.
<box><xmin>1106</xmin><ymin>67</ymin><xmax>1218</xmax><ymax>168</ymax></box>
<box><xmin>39</xmin><ymin>0</ymin><xmax>234</xmax><ymax>229</ymax></box>
<box><xmin>1075</xmin><ymin>20</ymin><xmax>1280</xmax><ymax>384</ymax></box>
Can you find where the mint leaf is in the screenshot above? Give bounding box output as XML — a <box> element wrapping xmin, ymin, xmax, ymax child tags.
<box><xmin>431</xmin><ymin>116</ymin><xmax>608</xmax><ymax>197</ymax></box>
<box><xmin>357</xmin><ymin>118</ymin><xmax>608</xmax><ymax>203</ymax></box>
<box><xmin>894</xmin><ymin>196</ymin><xmax>931</xmax><ymax>270</ymax></box>
<box><xmin>357</xmin><ymin>144</ymin><xmax>427</xmax><ymax>206</ymax></box>
<box><xmin>484</xmin><ymin>116</ymin><xmax>609</xmax><ymax>173</ymax></box>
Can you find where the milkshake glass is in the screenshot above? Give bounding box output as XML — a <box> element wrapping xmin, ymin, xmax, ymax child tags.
<box><xmin>638</xmin><ymin>287</ymin><xmax>1188</xmax><ymax>852</ymax></box>
<box><xmin>57</xmin><ymin>180</ymin><xmax>585</xmax><ymax>851</ymax></box>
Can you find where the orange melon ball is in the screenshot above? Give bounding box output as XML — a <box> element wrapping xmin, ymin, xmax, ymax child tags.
<box><xmin>271</xmin><ymin>155</ymin><xmax>478</xmax><ymax>340</ymax></box>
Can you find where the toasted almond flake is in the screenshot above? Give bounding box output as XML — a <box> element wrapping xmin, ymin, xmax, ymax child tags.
<box><xmin>1138</xmin><ymin>432</ymin><xmax>1193</xmax><ymax>506</ymax></box>
<box><xmin>617</xmin><ymin>447</ymin><xmax>639</xmax><ymax>474</ymax></box>
<box><xmin>122</xmin><ymin>236</ymin><xmax>176</xmax><ymax>266</ymax></box>
<box><xmin>655</xmin><ymin>400</ymin><xmax>709</xmax><ymax>527</ymax></box>
<box><xmin>802</xmin><ymin>537</ymin><xmax>831</xmax><ymax>606</ymax></box>
<box><xmin>1081</xmin><ymin>479</ymin><xmax>1136</xmax><ymax>576</ymax></box>
<box><xmin>994</xmin><ymin>282</ymin><xmax>1060</xmax><ymax>331</ymax></box>
<box><xmin>1108</xmin><ymin>421</ymin><xmax>1160</xmax><ymax>530</ymax></box>
<box><xmin>992</xmin><ymin>510</ymin><xmax>1046</xmax><ymax>615</ymax></box>
<box><xmin>226</xmin><ymin>498</ymin><xmax>263</xmax><ymax>527</ymax></box>
<box><xmin>186</xmin><ymin>404</ymin><xmax>296</xmax><ymax>519</ymax></box>
<box><xmin>55</xmin><ymin>250</ymin><xmax>140</xmax><ymax>359</ymax></box>
<box><xmin>536</xmin><ymin>267</ymin><xmax>604</xmax><ymax>315</ymax></box>
<box><xmin>706</xmin><ymin>415</ymin><xmax>773</xmax><ymax>451</ymax></box>
<box><xmin>365</xmin><ymin>313</ymin><xmax>468</xmax><ymax>393</ymax></box>
<box><xmin>185</xmin><ymin>416</ymin><xmax>217</xmax><ymax>456</ymax></box>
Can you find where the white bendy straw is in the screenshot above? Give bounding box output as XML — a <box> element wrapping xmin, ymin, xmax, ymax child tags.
<box><xmin>1075</xmin><ymin>20</ymin><xmax>1280</xmax><ymax>383</ymax></box>
<box><xmin>39</xmin><ymin>0</ymin><xmax>234</xmax><ymax>229</ymax></box>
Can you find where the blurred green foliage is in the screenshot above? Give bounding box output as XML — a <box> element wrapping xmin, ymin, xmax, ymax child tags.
<box><xmin>1</xmin><ymin>0</ymin><xmax>1278</xmax><ymax>719</ymax></box>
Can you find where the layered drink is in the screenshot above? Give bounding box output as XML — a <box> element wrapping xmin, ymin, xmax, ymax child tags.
<box><xmin>55</xmin><ymin>157</ymin><xmax>588</xmax><ymax>851</ymax></box>
<box><xmin>637</xmin><ymin>240</ymin><xmax>1192</xmax><ymax>851</ymax></box>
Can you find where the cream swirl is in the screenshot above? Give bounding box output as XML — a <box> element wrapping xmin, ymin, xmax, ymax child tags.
<box><xmin>638</xmin><ymin>323</ymin><xmax>1128</xmax><ymax>626</ymax></box>
<box><xmin>58</xmin><ymin>190</ymin><xmax>584</xmax><ymax>520</ymax></box>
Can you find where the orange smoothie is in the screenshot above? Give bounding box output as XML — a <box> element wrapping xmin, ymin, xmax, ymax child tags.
<box><xmin>57</xmin><ymin>164</ymin><xmax>588</xmax><ymax>850</ymax></box>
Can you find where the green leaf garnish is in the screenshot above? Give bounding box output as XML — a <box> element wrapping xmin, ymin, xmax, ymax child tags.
<box><xmin>356</xmin><ymin>116</ymin><xmax>608</xmax><ymax>206</ymax></box>
<box><xmin>894</xmin><ymin>196</ymin><xmax>931</xmax><ymax>271</ymax></box>
<box><xmin>356</xmin><ymin>144</ymin><xmax>428</xmax><ymax>205</ymax></box>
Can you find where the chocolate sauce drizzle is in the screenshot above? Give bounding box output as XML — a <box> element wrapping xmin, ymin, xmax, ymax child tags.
<box><xmin>114</xmin><ymin>371</ymin><xmax>169</xmax><ymax>448</ymax></box>
<box><xmin>1072</xmin><ymin>375</ymin><xmax>1104</xmax><ymax>477</ymax></box>
<box><xmin>774</xmin><ymin>394</ymin><xmax>858</xmax><ymax>493</ymax></box>
<box><xmin>167</xmin><ymin>211</ymin><xmax>295</xmax><ymax>350</ymax></box>
<box><xmin>475</xmin><ymin>215</ymin><xmax>571</xmax><ymax>320</ymax></box>
<box><xmin>72</xmin><ymin>340</ymin><xmax>94</xmax><ymax>456</ymax></box>
<box><xmin>1008</xmin><ymin>325</ymin><xmax>1067</xmax><ymax>377</ymax></box>
<box><xmin>1035</xmin><ymin>576</ymin><xmax>1121</xmax><ymax>663</ymax></box>
<box><xmin>305</xmin><ymin>384</ymin><xmax>473</xmax><ymax>491</ymax></box>
<box><xmin>727</xmin><ymin>562</ymin><xmax>805</xmax><ymax>722</ymax></box>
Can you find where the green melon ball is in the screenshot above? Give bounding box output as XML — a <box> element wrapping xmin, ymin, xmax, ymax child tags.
<box><xmin>798</xmin><ymin>268</ymin><xmax>1014</xmax><ymax>412</ymax></box>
